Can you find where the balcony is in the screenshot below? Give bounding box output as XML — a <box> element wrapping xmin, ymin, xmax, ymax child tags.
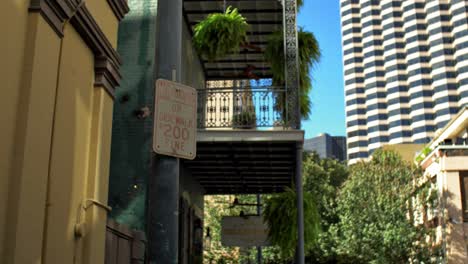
<box><xmin>197</xmin><ymin>80</ymin><xmax>291</xmax><ymax>129</ymax></box>
<box><xmin>180</xmin><ymin>0</ymin><xmax>302</xmax><ymax>195</ymax></box>
<box><xmin>187</xmin><ymin>80</ymin><xmax>303</xmax><ymax>194</ymax></box>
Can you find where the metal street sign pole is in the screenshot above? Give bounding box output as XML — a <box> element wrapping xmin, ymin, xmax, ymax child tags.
<box><xmin>256</xmin><ymin>194</ymin><xmax>262</xmax><ymax>264</ymax></box>
<box><xmin>148</xmin><ymin>0</ymin><xmax>183</xmax><ymax>263</ymax></box>
<box><xmin>153</xmin><ymin>79</ymin><xmax>197</xmax><ymax>160</ymax></box>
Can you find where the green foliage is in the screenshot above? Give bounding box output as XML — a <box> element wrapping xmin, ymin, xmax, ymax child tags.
<box><xmin>302</xmin><ymin>152</ymin><xmax>350</xmax><ymax>263</ymax></box>
<box><xmin>263</xmin><ymin>187</ymin><xmax>321</xmax><ymax>260</ymax></box>
<box><xmin>331</xmin><ymin>150</ymin><xmax>441</xmax><ymax>264</ymax></box>
<box><xmin>415</xmin><ymin>146</ymin><xmax>433</xmax><ymax>163</ymax></box>
<box><xmin>203</xmin><ymin>150</ymin><xmax>441</xmax><ymax>263</ymax></box>
<box><xmin>203</xmin><ymin>195</ymin><xmax>260</xmax><ymax>263</ymax></box>
<box><xmin>203</xmin><ymin>195</ymin><xmax>295</xmax><ymax>263</ymax></box>
<box><xmin>297</xmin><ymin>0</ymin><xmax>304</xmax><ymax>9</ymax></box>
<box><xmin>193</xmin><ymin>7</ymin><xmax>249</xmax><ymax>61</ymax></box>
<box><xmin>264</xmin><ymin>28</ymin><xmax>320</xmax><ymax>119</ymax></box>
<box><xmin>303</xmin><ymin>152</ymin><xmax>348</xmax><ymax>225</ymax></box>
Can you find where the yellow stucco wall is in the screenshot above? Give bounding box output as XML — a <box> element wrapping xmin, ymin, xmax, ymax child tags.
<box><xmin>87</xmin><ymin>0</ymin><xmax>119</xmax><ymax>48</ymax></box>
<box><xmin>2</xmin><ymin>5</ymin><xmax>62</xmax><ymax>263</ymax></box>
<box><xmin>42</xmin><ymin>24</ymin><xmax>95</xmax><ymax>263</ymax></box>
<box><xmin>83</xmin><ymin>88</ymin><xmax>114</xmax><ymax>264</ymax></box>
<box><xmin>1</xmin><ymin>1</ymin><xmax>121</xmax><ymax>264</ymax></box>
<box><xmin>0</xmin><ymin>0</ymin><xmax>29</xmax><ymax>259</ymax></box>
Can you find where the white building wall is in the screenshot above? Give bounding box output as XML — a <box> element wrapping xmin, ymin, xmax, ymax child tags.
<box><xmin>341</xmin><ymin>0</ymin><xmax>468</xmax><ymax>163</ymax></box>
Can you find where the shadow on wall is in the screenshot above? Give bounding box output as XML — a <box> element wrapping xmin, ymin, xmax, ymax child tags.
<box><xmin>439</xmin><ymin>190</ymin><xmax>468</xmax><ymax>264</ymax></box>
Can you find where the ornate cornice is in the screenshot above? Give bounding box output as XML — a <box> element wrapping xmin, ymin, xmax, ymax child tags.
<box><xmin>94</xmin><ymin>56</ymin><xmax>121</xmax><ymax>99</ymax></box>
<box><xmin>71</xmin><ymin>5</ymin><xmax>122</xmax><ymax>98</ymax></box>
<box><xmin>28</xmin><ymin>0</ymin><xmax>77</xmax><ymax>36</ymax></box>
<box><xmin>28</xmin><ymin>0</ymin><xmax>128</xmax><ymax>99</ymax></box>
<box><xmin>107</xmin><ymin>0</ymin><xmax>130</xmax><ymax>21</ymax></box>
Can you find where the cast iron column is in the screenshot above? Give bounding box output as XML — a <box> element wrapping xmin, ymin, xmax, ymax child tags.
<box><xmin>295</xmin><ymin>143</ymin><xmax>304</xmax><ymax>264</ymax></box>
<box><xmin>148</xmin><ymin>0</ymin><xmax>183</xmax><ymax>263</ymax></box>
<box><xmin>256</xmin><ymin>194</ymin><xmax>262</xmax><ymax>264</ymax></box>
<box><xmin>283</xmin><ymin>0</ymin><xmax>304</xmax><ymax>263</ymax></box>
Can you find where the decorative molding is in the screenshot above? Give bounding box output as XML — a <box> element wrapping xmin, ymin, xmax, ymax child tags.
<box><xmin>283</xmin><ymin>0</ymin><xmax>300</xmax><ymax>129</ymax></box>
<box><xmin>28</xmin><ymin>0</ymin><xmax>76</xmax><ymax>36</ymax></box>
<box><xmin>29</xmin><ymin>0</ymin><xmax>127</xmax><ymax>99</ymax></box>
<box><xmin>71</xmin><ymin>5</ymin><xmax>122</xmax><ymax>97</ymax></box>
<box><xmin>107</xmin><ymin>0</ymin><xmax>130</xmax><ymax>21</ymax></box>
<box><xmin>94</xmin><ymin>56</ymin><xmax>120</xmax><ymax>99</ymax></box>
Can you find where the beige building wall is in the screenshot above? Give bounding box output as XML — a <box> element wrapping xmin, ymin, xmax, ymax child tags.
<box><xmin>418</xmin><ymin>107</ymin><xmax>468</xmax><ymax>263</ymax></box>
<box><xmin>423</xmin><ymin>157</ymin><xmax>468</xmax><ymax>264</ymax></box>
<box><xmin>440</xmin><ymin>158</ymin><xmax>468</xmax><ymax>264</ymax></box>
<box><xmin>381</xmin><ymin>144</ymin><xmax>425</xmax><ymax>164</ymax></box>
<box><xmin>0</xmin><ymin>1</ymin><xmax>127</xmax><ymax>263</ymax></box>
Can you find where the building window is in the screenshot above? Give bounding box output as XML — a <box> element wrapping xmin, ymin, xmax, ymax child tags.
<box><xmin>460</xmin><ymin>171</ymin><xmax>468</xmax><ymax>222</ymax></box>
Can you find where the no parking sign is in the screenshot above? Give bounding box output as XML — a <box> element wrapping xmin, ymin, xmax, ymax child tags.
<box><xmin>153</xmin><ymin>79</ymin><xmax>197</xmax><ymax>160</ymax></box>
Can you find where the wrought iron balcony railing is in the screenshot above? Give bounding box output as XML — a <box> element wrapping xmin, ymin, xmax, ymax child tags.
<box><xmin>197</xmin><ymin>85</ymin><xmax>290</xmax><ymax>129</ymax></box>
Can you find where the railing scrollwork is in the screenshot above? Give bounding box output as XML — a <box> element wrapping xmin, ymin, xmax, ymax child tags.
<box><xmin>197</xmin><ymin>85</ymin><xmax>289</xmax><ymax>129</ymax></box>
<box><xmin>283</xmin><ymin>0</ymin><xmax>301</xmax><ymax>129</ymax></box>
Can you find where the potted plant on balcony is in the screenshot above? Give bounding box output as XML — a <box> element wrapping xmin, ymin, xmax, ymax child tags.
<box><xmin>264</xmin><ymin>28</ymin><xmax>320</xmax><ymax>120</ymax></box>
<box><xmin>193</xmin><ymin>6</ymin><xmax>249</xmax><ymax>61</ymax></box>
<box><xmin>232</xmin><ymin>111</ymin><xmax>256</xmax><ymax>129</ymax></box>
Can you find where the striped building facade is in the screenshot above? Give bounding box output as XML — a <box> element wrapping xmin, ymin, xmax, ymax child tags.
<box><xmin>341</xmin><ymin>0</ymin><xmax>468</xmax><ymax>163</ymax></box>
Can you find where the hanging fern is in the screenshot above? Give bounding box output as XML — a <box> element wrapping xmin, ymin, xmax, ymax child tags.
<box><xmin>264</xmin><ymin>28</ymin><xmax>320</xmax><ymax>119</ymax></box>
<box><xmin>263</xmin><ymin>187</ymin><xmax>321</xmax><ymax>259</ymax></box>
<box><xmin>193</xmin><ymin>6</ymin><xmax>249</xmax><ymax>61</ymax></box>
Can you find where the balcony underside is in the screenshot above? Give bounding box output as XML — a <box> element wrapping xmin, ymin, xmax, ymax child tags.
<box><xmin>183</xmin><ymin>0</ymin><xmax>282</xmax><ymax>80</ymax></box>
<box><xmin>183</xmin><ymin>130</ymin><xmax>303</xmax><ymax>194</ymax></box>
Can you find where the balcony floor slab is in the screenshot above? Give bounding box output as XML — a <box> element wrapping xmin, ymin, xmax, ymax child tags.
<box><xmin>183</xmin><ymin>129</ymin><xmax>303</xmax><ymax>194</ymax></box>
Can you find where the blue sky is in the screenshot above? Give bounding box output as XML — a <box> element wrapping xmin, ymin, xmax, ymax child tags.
<box><xmin>298</xmin><ymin>1</ymin><xmax>346</xmax><ymax>139</ymax></box>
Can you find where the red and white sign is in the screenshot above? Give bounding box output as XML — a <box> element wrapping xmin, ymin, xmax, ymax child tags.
<box><xmin>153</xmin><ymin>79</ymin><xmax>197</xmax><ymax>160</ymax></box>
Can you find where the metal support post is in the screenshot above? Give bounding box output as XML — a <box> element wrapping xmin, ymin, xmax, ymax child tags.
<box><xmin>256</xmin><ymin>194</ymin><xmax>262</xmax><ymax>264</ymax></box>
<box><xmin>295</xmin><ymin>143</ymin><xmax>304</xmax><ymax>264</ymax></box>
<box><xmin>148</xmin><ymin>0</ymin><xmax>183</xmax><ymax>263</ymax></box>
<box><xmin>148</xmin><ymin>155</ymin><xmax>180</xmax><ymax>263</ymax></box>
<box><xmin>283</xmin><ymin>0</ymin><xmax>301</xmax><ymax>129</ymax></box>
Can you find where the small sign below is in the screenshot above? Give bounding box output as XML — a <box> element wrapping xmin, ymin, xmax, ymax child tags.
<box><xmin>153</xmin><ymin>79</ymin><xmax>197</xmax><ymax>160</ymax></box>
<box><xmin>221</xmin><ymin>216</ymin><xmax>270</xmax><ymax>247</ymax></box>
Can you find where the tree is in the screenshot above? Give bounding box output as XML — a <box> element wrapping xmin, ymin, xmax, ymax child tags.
<box><xmin>332</xmin><ymin>150</ymin><xmax>440</xmax><ymax>264</ymax></box>
<box><xmin>260</xmin><ymin>152</ymin><xmax>348</xmax><ymax>263</ymax></box>
<box><xmin>302</xmin><ymin>152</ymin><xmax>350</xmax><ymax>263</ymax></box>
<box><xmin>263</xmin><ymin>188</ymin><xmax>321</xmax><ymax>261</ymax></box>
<box><xmin>303</xmin><ymin>152</ymin><xmax>348</xmax><ymax>225</ymax></box>
<box><xmin>264</xmin><ymin>28</ymin><xmax>321</xmax><ymax>119</ymax></box>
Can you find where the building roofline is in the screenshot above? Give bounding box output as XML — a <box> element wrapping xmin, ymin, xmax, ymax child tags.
<box><xmin>427</xmin><ymin>106</ymin><xmax>468</xmax><ymax>150</ymax></box>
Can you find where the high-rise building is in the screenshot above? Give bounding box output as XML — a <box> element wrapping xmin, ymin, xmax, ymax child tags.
<box><xmin>341</xmin><ymin>0</ymin><xmax>468</xmax><ymax>163</ymax></box>
<box><xmin>304</xmin><ymin>133</ymin><xmax>348</xmax><ymax>161</ymax></box>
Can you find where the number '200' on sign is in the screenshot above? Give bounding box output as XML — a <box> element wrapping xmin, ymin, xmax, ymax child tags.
<box><xmin>153</xmin><ymin>79</ymin><xmax>197</xmax><ymax>160</ymax></box>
